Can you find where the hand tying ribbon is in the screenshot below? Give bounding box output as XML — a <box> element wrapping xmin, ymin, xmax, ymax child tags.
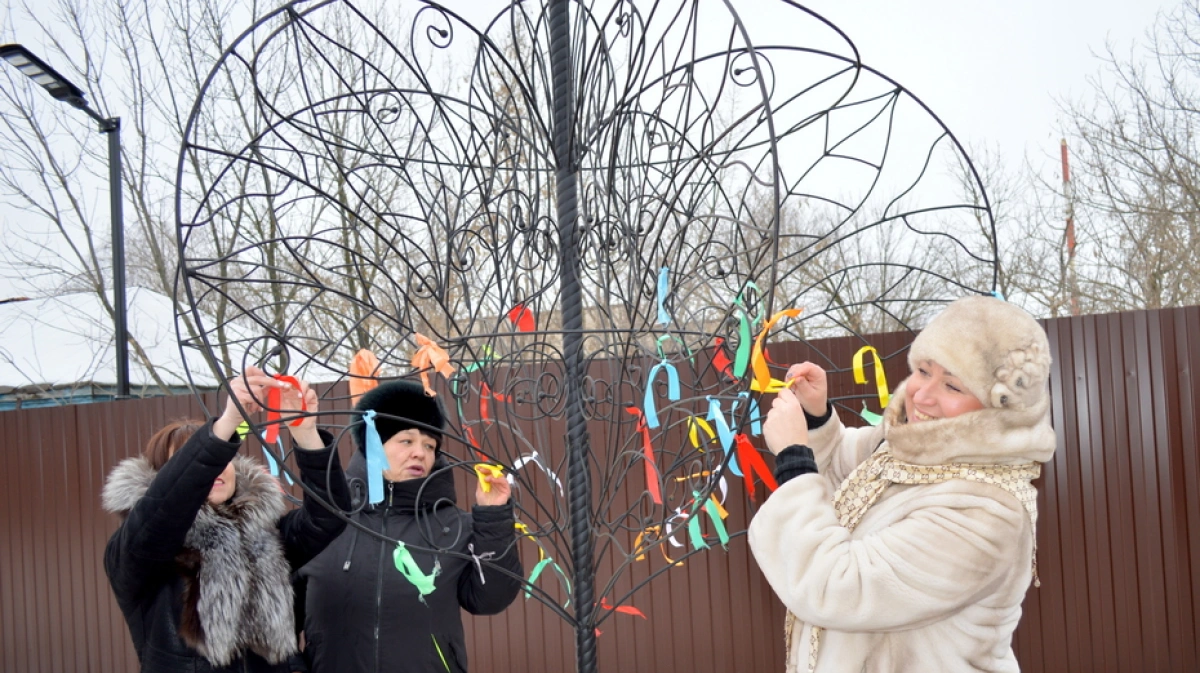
<box><xmin>411</xmin><ymin>333</ymin><xmax>454</xmax><ymax>397</ymax></box>
<box><xmin>751</xmin><ymin>308</ymin><xmax>804</xmax><ymax>393</ymax></box>
<box><xmin>264</xmin><ymin>374</ymin><xmax>305</xmax><ymax>444</ymax></box>
<box><xmin>474</xmin><ymin>463</ymin><xmax>505</xmax><ymax>492</ymax></box>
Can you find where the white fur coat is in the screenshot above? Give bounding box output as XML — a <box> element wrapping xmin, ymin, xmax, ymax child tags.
<box><xmin>748</xmin><ymin>380</ymin><xmax>1056</xmax><ymax>672</ymax></box>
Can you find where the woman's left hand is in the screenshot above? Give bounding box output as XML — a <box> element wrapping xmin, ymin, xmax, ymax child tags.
<box><xmin>282</xmin><ymin>379</ymin><xmax>324</xmax><ymax>451</ymax></box>
<box><xmin>762</xmin><ymin>387</ymin><xmax>810</xmax><ymax>455</ymax></box>
<box><xmin>475</xmin><ymin>474</ymin><xmax>512</xmax><ymax>507</ymax></box>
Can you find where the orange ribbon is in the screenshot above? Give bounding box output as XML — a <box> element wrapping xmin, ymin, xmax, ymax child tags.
<box><xmin>752</xmin><ymin>308</ymin><xmax>803</xmax><ymax>393</ymax></box>
<box><xmin>507</xmin><ymin>303</ymin><xmax>536</xmax><ymax>332</ymax></box>
<box><xmin>411</xmin><ymin>333</ymin><xmax>454</xmax><ymax>397</ymax></box>
<box><xmin>349</xmin><ymin>349</ymin><xmax>381</xmax><ymax>405</ymax></box>
<box><xmin>632</xmin><ymin>525</ymin><xmax>684</xmax><ymax>567</ymax></box>
<box><xmin>264</xmin><ymin>374</ymin><xmax>306</xmax><ymax>444</ymax></box>
<box><xmin>599</xmin><ymin>597</ymin><xmax>647</xmax><ymax>620</ymax></box>
<box><xmin>625</xmin><ymin>407</ymin><xmax>663</xmax><ymax>505</ymax></box>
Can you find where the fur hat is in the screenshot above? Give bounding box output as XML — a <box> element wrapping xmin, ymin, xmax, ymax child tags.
<box><xmin>908</xmin><ymin>296</ymin><xmax>1052</xmax><ymax>411</ymax></box>
<box><xmin>351</xmin><ymin>380</ymin><xmax>446</xmax><ymax>452</ymax></box>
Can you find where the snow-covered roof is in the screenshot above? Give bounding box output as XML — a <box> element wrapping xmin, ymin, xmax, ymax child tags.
<box><xmin>0</xmin><ymin>289</ymin><xmax>222</xmax><ymax>392</ymax></box>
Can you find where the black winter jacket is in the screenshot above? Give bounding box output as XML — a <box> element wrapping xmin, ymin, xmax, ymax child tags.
<box><xmin>296</xmin><ymin>453</ymin><xmax>522</xmax><ymax>673</ymax></box>
<box><xmin>102</xmin><ymin>420</ymin><xmax>350</xmax><ymax>673</ymax></box>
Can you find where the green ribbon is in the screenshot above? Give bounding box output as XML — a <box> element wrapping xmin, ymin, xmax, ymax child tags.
<box><xmin>526</xmin><ymin>556</ymin><xmax>571</xmax><ymax>607</ymax></box>
<box><xmin>859</xmin><ymin>405</ymin><xmax>883</xmax><ymax>427</ymax></box>
<box><xmin>732</xmin><ymin>282</ymin><xmax>763</xmax><ymax>377</ymax></box>
<box><xmin>393</xmin><ymin>541</ymin><xmax>439</xmax><ymax>600</ymax></box>
<box><xmin>687</xmin><ymin>490</ymin><xmax>729</xmax><ymax>550</ymax></box>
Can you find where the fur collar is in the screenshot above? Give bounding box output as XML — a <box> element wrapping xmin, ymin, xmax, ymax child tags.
<box><xmin>102</xmin><ymin>455</ymin><xmax>297</xmax><ymax>666</ymax></box>
<box><xmin>881</xmin><ymin>379</ymin><xmax>1057</xmax><ymax>466</ymax></box>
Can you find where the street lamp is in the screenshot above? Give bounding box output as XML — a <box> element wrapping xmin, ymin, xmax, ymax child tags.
<box><xmin>1</xmin><ymin>43</ymin><xmax>129</xmax><ymax>398</ymax></box>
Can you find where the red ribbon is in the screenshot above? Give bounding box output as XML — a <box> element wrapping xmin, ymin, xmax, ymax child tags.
<box><xmin>507</xmin><ymin>303</ymin><xmax>536</xmax><ymax>332</ymax></box>
<box><xmin>735</xmin><ymin>433</ymin><xmax>778</xmax><ymax>503</ymax></box>
<box><xmin>264</xmin><ymin>374</ymin><xmax>305</xmax><ymax>444</ymax></box>
<box><xmin>625</xmin><ymin>407</ymin><xmax>663</xmax><ymax>505</ymax></box>
<box><xmin>712</xmin><ymin>337</ymin><xmax>734</xmax><ymax>381</ymax></box>
<box><xmin>600</xmin><ymin>597</ymin><xmax>647</xmax><ymax>620</ymax></box>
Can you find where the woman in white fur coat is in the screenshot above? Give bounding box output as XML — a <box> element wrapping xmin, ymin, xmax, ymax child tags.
<box><xmin>748</xmin><ymin>296</ymin><xmax>1056</xmax><ymax>673</ymax></box>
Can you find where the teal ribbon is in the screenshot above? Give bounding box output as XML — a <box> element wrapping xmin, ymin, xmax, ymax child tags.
<box><xmin>860</xmin><ymin>405</ymin><xmax>883</xmax><ymax>427</ymax></box>
<box><xmin>393</xmin><ymin>541</ymin><xmax>439</xmax><ymax>599</ymax></box>
<box><xmin>526</xmin><ymin>556</ymin><xmax>572</xmax><ymax>607</ymax></box>
<box><xmin>734</xmin><ymin>391</ymin><xmax>762</xmax><ymax>436</ymax></box>
<box><xmin>687</xmin><ymin>490</ymin><xmax>729</xmax><ymax>550</ymax></box>
<box><xmin>657</xmin><ymin>266</ymin><xmax>671</xmax><ymax>325</ymax></box>
<box><xmin>706</xmin><ymin>397</ymin><xmax>742</xmax><ymax>477</ymax></box>
<box><xmin>644</xmin><ymin>360</ymin><xmax>680</xmax><ymax>429</ymax></box>
<box><xmin>364</xmin><ymin>410</ymin><xmax>390</xmax><ymax>505</ymax></box>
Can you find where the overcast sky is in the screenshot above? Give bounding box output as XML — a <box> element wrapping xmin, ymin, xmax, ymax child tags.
<box><xmin>0</xmin><ymin>0</ymin><xmax>1178</xmax><ymax>301</ymax></box>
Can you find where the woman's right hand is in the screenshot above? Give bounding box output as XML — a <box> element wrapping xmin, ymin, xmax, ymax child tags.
<box><xmin>214</xmin><ymin>366</ymin><xmax>290</xmax><ymax>440</ymax></box>
<box><xmin>785</xmin><ymin>362</ymin><xmax>828</xmax><ymax>417</ymax></box>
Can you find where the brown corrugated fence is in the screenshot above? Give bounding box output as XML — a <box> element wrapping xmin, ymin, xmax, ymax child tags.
<box><xmin>1</xmin><ymin>306</ymin><xmax>1197</xmax><ymax>672</ymax></box>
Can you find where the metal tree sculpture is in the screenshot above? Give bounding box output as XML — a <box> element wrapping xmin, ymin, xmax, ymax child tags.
<box><xmin>175</xmin><ymin>1</ymin><xmax>999</xmax><ymax>671</ymax></box>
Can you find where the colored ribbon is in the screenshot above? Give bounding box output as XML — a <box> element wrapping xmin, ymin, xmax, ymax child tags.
<box><xmin>859</xmin><ymin>405</ymin><xmax>883</xmax><ymax>427</ymax></box>
<box><xmin>513</xmin><ymin>451</ymin><xmax>564</xmax><ymax>495</ymax></box>
<box><xmin>657</xmin><ymin>266</ymin><xmax>671</xmax><ymax>325</ymax></box>
<box><xmin>687</xmin><ymin>490</ymin><xmax>729</xmax><ymax>550</ymax></box>
<box><xmin>462</xmin><ymin>345</ymin><xmax>496</xmax><ymax>373</ymax></box>
<box><xmin>412</xmin><ymin>333</ymin><xmax>454</xmax><ymax>397</ymax></box>
<box><xmin>349</xmin><ymin>349</ymin><xmax>381</xmax><ymax>405</ymax></box>
<box><xmin>393</xmin><ymin>541</ymin><xmax>439</xmax><ymax>600</ymax></box>
<box><xmin>732</xmin><ymin>282</ymin><xmax>765</xmax><ymax>377</ymax></box>
<box><xmin>735</xmin><ymin>391</ymin><xmax>763</xmax><ymax>436</ymax></box>
<box><xmin>706</xmin><ymin>398</ymin><xmax>742</xmax><ymax>476</ymax></box>
<box><xmin>735</xmin><ymin>433</ymin><xmax>779</xmax><ymax>503</ymax></box>
<box><xmin>853</xmin><ymin>345</ymin><xmax>891</xmax><ymax>410</ymax></box>
<box><xmin>687</xmin><ymin>416</ymin><xmax>717</xmax><ymax>451</ymax></box>
<box><xmin>363</xmin><ymin>409</ymin><xmax>390</xmax><ymax>505</ymax></box>
<box><xmin>643</xmin><ymin>360</ymin><xmax>680</xmax><ymax>429</ymax></box>
<box><xmin>752</xmin><ymin>308</ymin><xmax>804</xmax><ymax>394</ymax></box>
<box><xmin>264</xmin><ymin>374</ymin><xmax>305</xmax><ymax>444</ymax></box>
<box><xmin>474</xmin><ymin>463</ymin><xmax>505</xmax><ymax>492</ymax></box>
<box><xmin>600</xmin><ymin>597</ymin><xmax>647</xmax><ymax>620</ymax></box>
<box><xmin>633</xmin><ymin>525</ymin><xmax>683</xmax><ymax>566</ymax></box>
<box><xmin>711</xmin><ymin>337</ymin><xmax>735</xmax><ymax>381</ymax></box>
<box><xmin>507</xmin><ymin>303</ymin><xmax>536</xmax><ymax>332</ymax></box>
<box><xmin>625</xmin><ymin>407</ymin><xmax>664</xmax><ymax>505</ymax></box>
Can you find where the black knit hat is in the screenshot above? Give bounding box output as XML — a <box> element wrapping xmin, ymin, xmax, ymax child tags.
<box><xmin>351</xmin><ymin>380</ymin><xmax>446</xmax><ymax>453</ymax></box>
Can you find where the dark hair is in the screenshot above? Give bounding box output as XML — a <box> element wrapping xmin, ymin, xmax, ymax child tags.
<box><xmin>143</xmin><ymin>419</ymin><xmax>204</xmax><ymax>470</ymax></box>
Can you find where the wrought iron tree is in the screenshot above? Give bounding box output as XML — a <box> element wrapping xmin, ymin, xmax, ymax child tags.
<box><xmin>175</xmin><ymin>1</ymin><xmax>999</xmax><ymax>671</ymax></box>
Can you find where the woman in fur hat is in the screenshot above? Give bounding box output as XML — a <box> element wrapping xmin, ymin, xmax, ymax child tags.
<box><xmin>102</xmin><ymin>366</ymin><xmax>351</xmax><ymax>673</ymax></box>
<box><xmin>296</xmin><ymin>379</ymin><xmax>523</xmax><ymax>673</ymax></box>
<box><xmin>749</xmin><ymin>296</ymin><xmax>1056</xmax><ymax>672</ymax></box>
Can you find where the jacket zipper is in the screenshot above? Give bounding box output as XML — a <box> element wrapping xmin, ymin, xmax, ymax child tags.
<box><xmin>373</xmin><ymin>482</ymin><xmax>393</xmax><ymax>673</ymax></box>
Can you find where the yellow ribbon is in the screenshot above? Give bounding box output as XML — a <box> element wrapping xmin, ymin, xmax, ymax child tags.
<box><xmin>474</xmin><ymin>464</ymin><xmax>505</xmax><ymax>493</ymax></box>
<box><xmin>515</xmin><ymin>521</ymin><xmax>545</xmax><ymax>561</ymax></box>
<box><xmin>633</xmin><ymin>525</ymin><xmax>684</xmax><ymax>567</ymax></box>
<box><xmin>751</xmin><ymin>308</ymin><xmax>804</xmax><ymax>393</ymax></box>
<box><xmin>749</xmin><ymin>377</ymin><xmax>789</xmax><ymax>393</ymax></box>
<box><xmin>411</xmin><ymin>333</ymin><xmax>455</xmax><ymax>397</ymax></box>
<box><xmin>687</xmin><ymin>416</ymin><xmax>717</xmax><ymax>451</ymax></box>
<box><xmin>853</xmin><ymin>345</ymin><xmax>890</xmax><ymax>409</ymax></box>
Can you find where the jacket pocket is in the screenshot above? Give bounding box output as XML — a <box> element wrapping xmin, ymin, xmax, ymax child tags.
<box><xmin>432</xmin><ymin>634</ymin><xmax>467</xmax><ymax>673</ymax></box>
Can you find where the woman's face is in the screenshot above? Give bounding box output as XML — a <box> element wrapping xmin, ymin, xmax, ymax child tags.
<box><xmin>905</xmin><ymin>359</ymin><xmax>985</xmax><ymax>423</ymax></box>
<box><xmin>208</xmin><ymin>462</ymin><xmax>237</xmax><ymax>505</ymax></box>
<box><xmin>382</xmin><ymin>428</ymin><xmax>438</xmax><ymax>482</ymax></box>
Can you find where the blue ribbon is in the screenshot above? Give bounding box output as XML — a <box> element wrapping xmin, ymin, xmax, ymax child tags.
<box><xmin>657</xmin><ymin>266</ymin><xmax>670</xmax><ymax>325</ymax></box>
<box><xmin>644</xmin><ymin>360</ymin><xmax>680</xmax><ymax>429</ymax></box>
<box><xmin>363</xmin><ymin>409</ymin><xmax>390</xmax><ymax>505</ymax></box>
<box><xmin>261</xmin><ymin>437</ymin><xmax>294</xmax><ymax>485</ymax></box>
<box><xmin>706</xmin><ymin>397</ymin><xmax>742</xmax><ymax>476</ymax></box>
<box><xmin>734</xmin><ymin>391</ymin><xmax>762</xmax><ymax>436</ymax></box>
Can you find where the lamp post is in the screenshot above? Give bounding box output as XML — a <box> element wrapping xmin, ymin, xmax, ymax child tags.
<box><xmin>1</xmin><ymin>43</ymin><xmax>129</xmax><ymax>398</ymax></box>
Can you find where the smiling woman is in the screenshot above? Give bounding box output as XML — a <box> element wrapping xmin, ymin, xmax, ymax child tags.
<box><xmin>749</xmin><ymin>296</ymin><xmax>1056</xmax><ymax>672</ymax></box>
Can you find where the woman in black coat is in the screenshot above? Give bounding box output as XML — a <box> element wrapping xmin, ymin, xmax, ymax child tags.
<box><xmin>102</xmin><ymin>366</ymin><xmax>351</xmax><ymax>672</ymax></box>
<box><xmin>296</xmin><ymin>380</ymin><xmax>522</xmax><ymax>673</ymax></box>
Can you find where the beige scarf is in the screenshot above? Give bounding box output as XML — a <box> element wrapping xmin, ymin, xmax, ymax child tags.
<box><xmin>785</xmin><ymin>448</ymin><xmax>1041</xmax><ymax>673</ymax></box>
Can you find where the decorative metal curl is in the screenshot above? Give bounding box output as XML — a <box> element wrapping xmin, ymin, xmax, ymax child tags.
<box><xmin>175</xmin><ymin>2</ymin><xmax>999</xmax><ymax>671</ymax></box>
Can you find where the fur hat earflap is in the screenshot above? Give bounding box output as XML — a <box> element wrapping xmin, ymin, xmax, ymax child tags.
<box><xmin>351</xmin><ymin>379</ymin><xmax>446</xmax><ymax>452</ymax></box>
<box><xmin>908</xmin><ymin>296</ymin><xmax>1052</xmax><ymax>411</ymax></box>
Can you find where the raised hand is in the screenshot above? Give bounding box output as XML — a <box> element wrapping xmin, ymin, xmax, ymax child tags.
<box><xmin>785</xmin><ymin>361</ymin><xmax>828</xmax><ymax>417</ymax></box>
